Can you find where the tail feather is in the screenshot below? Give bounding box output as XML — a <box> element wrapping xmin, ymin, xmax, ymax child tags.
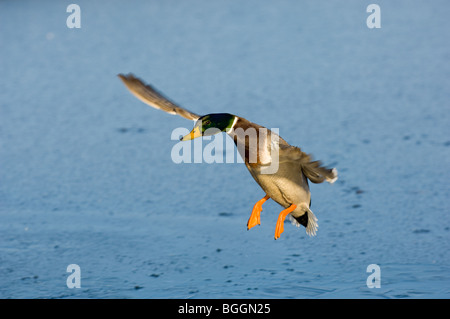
<box><xmin>278</xmin><ymin>144</ymin><xmax>338</xmax><ymax>184</ymax></box>
<box><xmin>305</xmin><ymin>208</ymin><xmax>318</xmax><ymax>236</ymax></box>
<box><xmin>289</xmin><ymin>207</ymin><xmax>319</xmax><ymax>237</ymax></box>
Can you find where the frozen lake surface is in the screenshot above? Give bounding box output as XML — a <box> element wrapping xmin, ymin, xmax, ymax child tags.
<box><xmin>0</xmin><ymin>0</ymin><xmax>449</xmax><ymax>298</ymax></box>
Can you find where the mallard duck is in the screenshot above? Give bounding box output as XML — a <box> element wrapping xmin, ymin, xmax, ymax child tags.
<box><xmin>118</xmin><ymin>73</ymin><xmax>337</xmax><ymax>239</ymax></box>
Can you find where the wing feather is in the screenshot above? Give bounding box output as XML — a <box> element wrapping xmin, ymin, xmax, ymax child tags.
<box><xmin>118</xmin><ymin>73</ymin><xmax>201</xmax><ymax>121</ymax></box>
<box><xmin>279</xmin><ymin>143</ymin><xmax>338</xmax><ymax>184</ymax></box>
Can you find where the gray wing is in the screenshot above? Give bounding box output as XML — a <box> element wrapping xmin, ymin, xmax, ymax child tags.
<box><xmin>118</xmin><ymin>73</ymin><xmax>201</xmax><ymax>121</ymax></box>
<box><xmin>278</xmin><ymin>142</ymin><xmax>338</xmax><ymax>184</ymax></box>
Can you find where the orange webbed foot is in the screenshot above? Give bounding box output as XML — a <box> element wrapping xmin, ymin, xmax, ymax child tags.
<box><xmin>274</xmin><ymin>204</ymin><xmax>297</xmax><ymax>240</ymax></box>
<box><xmin>247</xmin><ymin>195</ymin><xmax>270</xmax><ymax>230</ymax></box>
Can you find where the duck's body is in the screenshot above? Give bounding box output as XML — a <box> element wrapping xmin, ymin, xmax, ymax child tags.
<box><xmin>118</xmin><ymin>73</ymin><xmax>337</xmax><ymax>239</ymax></box>
<box><xmin>228</xmin><ymin>116</ymin><xmax>336</xmax><ymax>236</ymax></box>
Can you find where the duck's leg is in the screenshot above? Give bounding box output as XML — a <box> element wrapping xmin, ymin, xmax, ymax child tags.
<box><xmin>247</xmin><ymin>195</ymin><xmax>270</xmax><ymax>230</ymax></box>
<box><xmin>274</xmin><ymin>204</ymin><xmax>297</xmax><ymax>240</ymax></box>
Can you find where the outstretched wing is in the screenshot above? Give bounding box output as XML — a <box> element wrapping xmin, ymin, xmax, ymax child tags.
<box><xmin>118</xmin><ymin>73</ymin><xmax>201</xmax><ymax>121</ymax></box>
<box><xmin>279</xmin><ymin>142</ymin><xmax>338</xmax><ymax>184</ymax></box>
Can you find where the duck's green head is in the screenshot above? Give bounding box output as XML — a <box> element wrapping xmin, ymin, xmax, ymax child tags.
<box><xmin>181</xmin><ymin>113</ymin><xmax>237</xmax><ymax>141</ymax></box>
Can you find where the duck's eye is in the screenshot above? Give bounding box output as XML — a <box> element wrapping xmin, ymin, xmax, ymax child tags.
<box><xmin>204</xmin><ymin>120</ymin><xmax>211</xmax><ymax>126</ymax></box>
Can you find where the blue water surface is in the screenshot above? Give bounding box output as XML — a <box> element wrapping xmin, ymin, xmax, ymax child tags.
<box><xmin>0</xmin><ymin>0</ymin><xmax>449</xmax><ymax>298</ymax></box>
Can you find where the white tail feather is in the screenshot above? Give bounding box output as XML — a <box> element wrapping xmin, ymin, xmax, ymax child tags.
<box><xmin>305</xmin><ymin>208</ymin><xmax>318</xmax><ymax>236</ymax></box>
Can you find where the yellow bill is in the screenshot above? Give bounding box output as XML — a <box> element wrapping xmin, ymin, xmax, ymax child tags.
<box><xmin>180</xmin><ymin>126</ymin><xmax>202</xmax><ymax>141</ymax></box>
